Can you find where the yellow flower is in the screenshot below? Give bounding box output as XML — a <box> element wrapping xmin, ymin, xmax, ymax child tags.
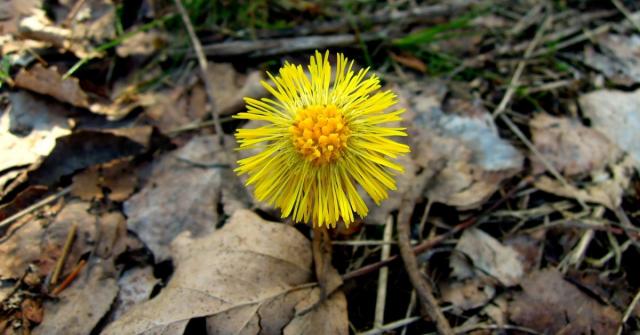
<box><xmin>234</xmin><ymin>51</ymin><xmax>410</xmax><ymax>228</ymax></box>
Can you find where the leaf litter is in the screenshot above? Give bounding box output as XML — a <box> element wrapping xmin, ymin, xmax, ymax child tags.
<box><xmin>1</xmin><ymin>1</ymin><xmax>640</xmax><ymax>334</ymax></box>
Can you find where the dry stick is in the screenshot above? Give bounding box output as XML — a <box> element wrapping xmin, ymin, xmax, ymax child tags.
<box><xmin>373</xmin><ymin>216</ymin><xmax>393</xmax><ymax>328</ymax></box>
<box><xmin>396</xmin><ymin>172</ymin><xmax>454</xmax><ymax>335</ymax></box>
<box><xmin>51</xmin><ymin>259</ymin><xmax>86</xmax><ymax>296</ymax></box>
<box><xmin>611</xmin><ymin>0</ymin><xmax>640</xmax><ymax>33</ymax></box>
<box><xmin>342</xmin><ymin>176</ymin><xmax>533</xmax><ymax>281</ymax></box>
<box><xmin>62</xmin><ymin>0</ymin><xmax>88</xmax><ymax>27</ymax></box>
<box><xmin>492</xmin><ymin>15</ymin><xmax>551</xmax><ymax>118</ymax></box>
<box><xmin>0</xmin><ymin>187</ymin><xmax>71</xmax><ymax>236</ymax></box>
<box><xmin>50</xmin><ymin>223</ymin><xmax>77</xmax><ymax>286</ymax></box>
<box><xmin>617</xmin><ymin>287</ymin><xmax>640</xmax><ymax>335</ymax></box>
<box><xmin>359</xmin><ymin>316</ymin><xmax>422</xmax><ymax>335</ymax></box>
<box><xmin>172</xmin><ymin>0</ymin><xmax>224</xmax><ymax>141</ymax></box>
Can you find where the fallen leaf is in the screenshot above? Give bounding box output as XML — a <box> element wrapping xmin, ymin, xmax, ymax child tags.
<box><xmin>584</xmin><ymin>34</ymin><xmax>640</xmax><ymax>85</ymax></box>
<box><xmin>71</xmin><ymin>157</ymin><xmax>138</xmax><ymax>202</ymax></box>
<box><xmin>400</xmin><ymin>87</ymin><xmax>523</xmax><ymax>209</ymax></box>
<box><xmin>102</xmin><ymin>209</ymin><xmax>347</xmax><ymax>335</ymax></box>
<box><xmin>0</xmin><ymin>0</ymin><xmax>40</xmax><ymax>34</ymax></box>
<box><xmin>33</xmin><ymin>259</ymin><xmax>119</xmax><ymax>335</ymax></box>
<box><xmin>441</xmin><ymin>279</ymin><xmax>495</xmax><ymax>312</ymax></box>
<box><xmin>116</xmin><ymin>30</ymin><xmax>168</xmax><ymax>57</ymax></box>
<box><xmin>390</xmin><ymin>52</ymin><xmax>427</xmax><ymax>72</ymax></box>
<box><xmin>0</xmin><ymin>91</ymin><xmax>71</xmax><ymax>192</ymax></box>
<box><xmin>2</xmin><ymin>126</ymin><xmax>167</xmax><ymax>201</ymax></box>
<box><xmin>108</xmin><ymin>266</ymin><xmax>158</xmax><ymax>322</ymax></box>
<box><xmin>14</xmin><ymin>64</ymin><xmax>90</xmax><ymax>108</ymax></box>
<box><xmin>20</xmin><ymin>298</ymin><xmax>43</xmax><ymax>324</ymax></box>
<box><xmin>509</xmin><ymin>268</ymin><xmax>621</xmax><ymax>335</ymax></box>
<box><xmin>530</xmin><ymin>113</ymin><xmax>621</xmax><ymax>177</ymax></box>
<box><xmin>0</xmin><ymin>185</ymin><xmax>47</xmax><ymax>221</ymax></box>
<box><xmin>534</xmin><ymin>155</ymin><xmax>635</xmax><ymax>209</ymax></box>
<box><xmin>450</xmin><ymin>228</ymin><xmax>524</xmax><ymax>286</ymax></box>
<box><xmin>579</xmin><ymin>88</ymin><xmax>640</xmax><ymax>168</ymax></box>
<box><xmin>125</xmin><ymin>135</ymin><xmax>251</xmax><ymax>262</ymax></box>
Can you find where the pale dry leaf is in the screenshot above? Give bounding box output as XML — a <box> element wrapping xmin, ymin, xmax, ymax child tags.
<box><xmin>124</xmin><ymin>135</ymin><xmax>251</xmax><ymax>262</ymax></box>
<box><xmin>534</xmin><ymin>155</ymin><xmax>635</xmax><ymax>209</ymax></box>
<box><xmin>0</xmin><ymin>0</ymin><xmax>41</xmax><ymax>34</ymax></box>
<box><xmin>509</xmin><ymin>268</ymin><xmax>621</xmax><ymax>335</ymax></box>
<box><xmin>33</xmin><ymin>259</ymin><xmax>119</xmax><ymax>335</ymax></box>
<box><xmin>102</xmin><ymin>209</ymin><xmax>347</xmax><ymax>335</ymax></box>
<box><xmin>399</xmin><ymin>86</ymin><xmax>523</xmax><ymax>209</ymax></box>
<box><xmin>14</xmin><ymin>63</ymin><xmax>89</xmax><ymax>108</ymax></box>
<box><xmin>440</xmin><ymin>279</ymin><xmax>495</xmax><ymax>312</ymax></box>
<box><xmin>579</xmin><ymin>88</ymin><xmax>640</xmax><ymax>168</ymax></box>
<box><xmin>0</xmin><ymin>91</ymin><xmax>71</xmax><ymax>189</ymax></box>
<box><xmin>530</xmin><ymin>113</ymin><xmax>621</xmax><ymax>177</ymax></box>
<box><xmin>116</xmin><ymin>30</ymin><xmax>167</xmax><ymax>57</ymax></box>
<box><xmin>584</xmin><ymin>34</ymin><xmax>640</xmax><ymax>85</ymax></box>
<box><xmin>109</xmin><ymin>266</ymin><xmax>159</xmax><ymax>322</ymax></box>
<box><xmin>451</xmin><ymin>228</ymin><xmax>523</xmax><ymax>287</ymax></box>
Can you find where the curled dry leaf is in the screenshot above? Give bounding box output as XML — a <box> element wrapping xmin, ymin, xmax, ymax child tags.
<box><xmin>125</xmin><ymin>135</ymin><xmax>251</xmax><ymax>262</ymax></box>
<box><xmin>14</xmin><ymin>64</ymin><xmax>90</xmax><ymax>108</ymax></box>
<box><xmin>450</xmin><ymin>228</ymin><xmax>524</xmax><ymax>287</ymax></box>
<box><xmin>400</xmin><ymin>86</ymin><xmax>523</xmax><ymax>209</ymax></box>
<box><xmin>530</xmin><ymin>113</ymin><xmax>621</xmax><ymax>177</ymax></box>
<box><xmin>509</xmin><ymin>268</ymin><xmax>621</xmax><ymax>335</ymax></box>
<box><xmin>579</xmin><ymin>88</ymin><xmax>640</xmax><ymax>168</ymax></box>
<box><xmin>102</xmin><ymin>209</ymin><xmax>347</xmax><ymax>335</ymax></box>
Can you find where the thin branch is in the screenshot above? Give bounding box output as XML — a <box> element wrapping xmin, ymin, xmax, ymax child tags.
<box><xmin>173</xmin><ymin>0</ymin><xmax>224</xmax><ymax>141</ymax></box>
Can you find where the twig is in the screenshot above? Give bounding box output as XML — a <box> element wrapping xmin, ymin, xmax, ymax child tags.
<box><xmin>611</xmin><ymin>0</ymin><xmax>640</xmax><ymax>33</ymax></box>
<box><xmin>396</xmin><ymin>171</ymin><xmax>454</xmax><ymax>335</ymax></box>
<box><xmin>51</xmin><ymin>259</ymin><xmax>86</xmax><ymax>296</ymax></box>
<box><xmin>50</xmin><ymin>223</ymin><xmax>77</xmax><ymax>286</ymax></box>
<box><xmin>197</xmin><ymin>33</ymin><xmax>381</xmax><ymax>58</ymax></box>
<box><xmin>173</xmin><ymin>0</ymin><xmax>224</xmax><ymax>141</ymax></box>
<box><xmin>358</xmin><ymin>316</ymin><xmax>422</xmax><ymax>335</ymax></box>
<box><xmin>617</xmin><ymin>287</ymin><xmax>640</xmax><ymax>335</ymax></box>
<box><xmin>62</xmin><ymin>0</ymin><xmax>88</xmax><ymax>27</ymax></box>
<box><xmin>342</xmin><ymin>176</ymin><xmax>533</xmax><ymax>281</ymax></box>
<box><xmin>373</xmin><ymin>216</ymin><xmax>393</xmax><ymax>328</ymax></box>
<box><xmin>0</xmin><ymin>187</ymin><xmax>71</xmax><ymax>237</ymax></box>
<box><xmin>492</xmin><ymin>15</ymin><xmax>551</xmax><ymax>118</ymax></box>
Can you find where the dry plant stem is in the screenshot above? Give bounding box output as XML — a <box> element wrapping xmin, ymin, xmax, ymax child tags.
<box><xmin>173</xmin><ymin>0</ymin><xmax>224</xmax><ymax>141</ymax></box>
<box><xmin>51</xmin><ymin>259</ymin><xmax>86</xmax><ymax>296</ymax></box>
<box><xmin>359</xmin><ymin>316</ymin><xmax>422</xmax><ymax>335</ymax></box>
<box><xmin>373</xmin><ymin>216</ymin><xmax>393</xmax><ymax>328</ymax></box>
<box><xmin>62</xmin><ymin>0</ymin><xmax>88</xmax><ymax>27</ymax></box>
<box><xmin>617</xmin><ymin>288</ymin><xmax>640</xmax><ymax>335</ymax></box>
<box><xmin>611</xmin><ymin>0</ymin><xmax>640</xmax><ymax>33</ymax></box>
<box><xmin>312</xmin><ymin>228</ymin><xmax>332</xmax><ymax>299</ymax></box>
<box><xmin>0</xmin><ymin>187</ymin><xmax>71</xmax><ymax>236</ymax></box>
<box><xmin>50</xmin><ymin>223</ymin><xmax>77</xmax><ymax>286</ymax></box>
<box><xmin>396</xmin><ymin>172</ymin><xmax>454</xmax><ymax>335</ymax></box>
<box><xmin>342</xmin><ymin>176</ymin><xmax>533</xmax><ymax>281</ymax></box>
<box><xmin>492</xmin><ymin>15</ymin><xmax>551</xmax><ymax>118</ymax></box>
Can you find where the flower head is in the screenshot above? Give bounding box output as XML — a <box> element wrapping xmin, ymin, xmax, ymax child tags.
<box><xmin>234</xmin><ymin>51</ymin><xmax>409</xmax><ymax>228</ymax></box>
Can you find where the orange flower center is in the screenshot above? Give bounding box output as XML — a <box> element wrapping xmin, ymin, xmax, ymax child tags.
<box><xmin>290</xmin><ymin>104</ymin><xmax>350</xmax><ymax>165</ymax></box>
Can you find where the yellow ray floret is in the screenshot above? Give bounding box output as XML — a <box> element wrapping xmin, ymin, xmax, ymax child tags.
<box><xmin>234</xmin><ymin>50</ymin><xmax>410</xmax><ymax>229</ymax></box>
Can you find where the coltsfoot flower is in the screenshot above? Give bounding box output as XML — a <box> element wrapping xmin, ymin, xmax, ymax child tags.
<box><xmin>234</xmin><ymin>51</ymin><xmax>409</xmax><ymax>228</ymax></box>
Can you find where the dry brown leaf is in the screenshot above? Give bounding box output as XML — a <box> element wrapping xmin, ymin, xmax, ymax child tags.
<box><xmin>124</xmin><ymin>135</ymin><xmax>251</xmax><ymax>262</ymax></box>
<box><xmin>535</xmin><ymin>155</ymin><xmax>635</xmax><ymax>209</ymax></box>
<box><xmin>530</xmin><ymin>113</ymin><xmax>621</xmax><ymax>177</ymax></box>
<box><xmin>33</xmin><ymin>259</ymin><xmax>119</xmax><ymax>335</ymax></box>
<box><xmin>102</xmin><ymin>209</ymin><xmax>347</xmax><ymax>335</ymax></box>
<box><xmin>14</xmin><ymin>64</ymin><xmax>90</xmax><ymax>108</ymax></box>
<box><xmin>440</xmin><ymin>279</ymin><xmax>495</xmax><ymax>312</ymax></box>
<box><xmin>71</xmin><ymin>157</ymin><xmax>138</xmax><ymax>202</ymax></box>
<box><xmin>390</xmin><ymin>52</ymin><xmax>427</xmax><ymax>72</ymax></box>
<box><xmin>116</xmin><ymin>30</ymin><xmax>168</xmax><ymax>57</ymax></box>
<box><xmin>509</xmin><ymin>268</ymin><xmax>621</xmax><ymax>335</ymax></box>
<box><xmin>0</xmin><ymin>0</ymin><xmax>40</xmax><ymax>34</ymax></box>
<box><xmin>579</xmin><ymin>88</ymin><xmax>640</xmax><ymax>168</ymax></box>
<box><xmin>399</xmin><ymin>86</ymin><xmax>523</xmax><ymax>209</ymax></box>
<box><xmin>450</xmin><ymin>228</ymin><xmax>524</xmax><ymax>287</ymax></box>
